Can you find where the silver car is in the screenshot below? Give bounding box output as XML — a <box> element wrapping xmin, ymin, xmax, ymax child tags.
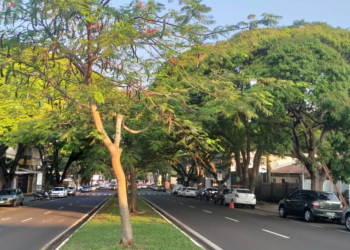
<box><xmin>0</xmin><ymin>188</ymin><xmax>24</xmax><ymax>207</ymax></box>
<box><xmin>342</xmin><ymin>206</ymin><xmax>350</xmax><ymax>231</ymax></box>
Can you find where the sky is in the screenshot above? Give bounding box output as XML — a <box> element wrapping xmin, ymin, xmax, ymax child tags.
<box><xmin>200</xmin><ymin>0</ymin><xmax>349</xmax><ymax>29</ymax></box>
<box><xmin>124</xmin><ymin>0</ymin><xmax>349</xmax><ymax>29</ymax></box>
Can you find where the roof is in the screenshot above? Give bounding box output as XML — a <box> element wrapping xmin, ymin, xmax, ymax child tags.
<box><xmin>272</xmin><ymin>164</ymin><xmax>309</xmax><ymax>174</ymax></box>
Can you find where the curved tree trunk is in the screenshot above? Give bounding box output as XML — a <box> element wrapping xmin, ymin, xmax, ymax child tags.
<box><xmin>310</xmin><ymin>169</ymin><xmax>327</xmax><ymax>191</ymax></box>
<box><xmin>249</xmin><ymin>149</ymin><xmax>263</xmax><ymax>193</ymax></box>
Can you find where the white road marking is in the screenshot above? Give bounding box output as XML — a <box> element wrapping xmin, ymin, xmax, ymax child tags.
<box><xmin>180</xmin><ymin>202</ymin><xmax>183</xmax><ymax>205</ymax></box>
<box><xmin>76</xmin><ymin>201</ymin><xmax>79</xmax><ymax>203</ymax></box>
<box><xmin>173</xmin><ymin>200</ymin><xmax>176</xmax><ymax>202</ymax></box>
<box><xmin>262</xmin><ymin>229</ymin><xmax>290</xmax><ymax>239</ymax></box>
<box><xmin>336</xmin><ymin>230</ymin><xmax>350</xmax><ymax>234</ymax></box>
<box><xmin>225</xmin><ymin>217</ymin><xmax>239</xmax><ymax>222</ymax></box>
<box><xmin>21</xmin><ymin>218</ymin><xmax>33</xmax><ymax>223</ymax></box>
<box><xmin>189</xmin><ymin>206</ymin><xmax>195</xmax><ymax>208</ymax></box>
<box><xmin>203</xmin><ymin>210</ymin><xmax>212</xmax><ymax>213</ymax></box>
<box><xmin>2</xmin><ymin>218</ymin><xmax>10</xmax><ymax>220</ymax></box>
<box><xmin>44</xmin><ymin>211</ymin><xmax>51</xmax><ymax>214</ymax></box>
<box><xmin>310</xmin><ymin>224</ymin><xmax>323</xmax><ymax>228</ymax></box>
<box><xmin>59</xmin><ymin>207</ymin><xmax>64</xmax><ymax>210</ymax></box>
<box><xmin>69</xmin><ymin>203</ymin><xmax>73</xmax><ymax>206</ymax></box>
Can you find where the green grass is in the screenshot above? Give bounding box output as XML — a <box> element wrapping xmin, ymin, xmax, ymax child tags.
<box><xmin>60</xmin><ymin>196</ymin><xmax>203</xmax><ymax>250</ymax></box>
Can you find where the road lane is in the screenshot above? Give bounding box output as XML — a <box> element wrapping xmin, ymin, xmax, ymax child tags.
<box><xmin>0</xmin><ymin>190</ymin><xmax>112</xmax><ymax>250</ymax></box>
<box><xmin>140</xmin><ymin>190</ymin><xmax>350</xmax><ymax>250</ymax></box>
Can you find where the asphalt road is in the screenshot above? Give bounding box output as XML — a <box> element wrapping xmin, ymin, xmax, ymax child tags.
<box><xmin>139</xmin><ymin>189</ymin><xmax>350</xmax><ymax>250</ymax></box>
<box><xmin>0</xmin><ymin>189</ymin><xmax>112</xmax><ymax>250</ymax></box>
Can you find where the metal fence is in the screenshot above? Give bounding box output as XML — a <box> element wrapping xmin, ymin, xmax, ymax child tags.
<box><xmin>255</xmin><ymin>182</ymin><xmax>299</xmax><ymax>202</ymax></box>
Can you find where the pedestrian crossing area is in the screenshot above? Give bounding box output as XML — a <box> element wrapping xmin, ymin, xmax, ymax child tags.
<box><xmin>138</xmin><ymin>192</ymin><xmax>170</xmax><ymax>196</ymax></box>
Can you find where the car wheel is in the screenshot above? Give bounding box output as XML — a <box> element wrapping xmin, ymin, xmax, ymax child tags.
<box><xmin>346</xmin><ymin>214</ymin><xmax>350</xmax><ymax>231</ymax></box>
<box><xmin>220</xmin><ymin>199</ymin><xmax>224</xmax><ymax>206</ymax></box>
<box><xmin>279</xmin><ymin>206</ymin><xmax>287</xmax><ymax>218</ymax></box>
<box><xmin>20</xmin><ymin>199</ymin><xmax>24</xmax><ymax>206</ymax></box>
<box><xmin>12</xmin><ymin>200</ymin><xmax>17</xmax><ymax>207</ymax></box>
<box><xmin>304</xmin><ymin>209</ymin><xmax>314</xmax><ymax>222</ymax></box>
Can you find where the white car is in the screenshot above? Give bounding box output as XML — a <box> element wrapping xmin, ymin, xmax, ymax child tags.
<box><xmin>342</xmin><ymin>205</ymin><xmax>350</xmax><ymax>231</ymax></box>
<box><xmin>177</xmin><ymin>187</ymin><xmax>187</xmax><ymax>197</ymax></box>
<box><xmin>51</xmin><ymin>187</ymin><xmax>68</xmax><ymax>198</ymax></box>
<box><xmin>183</xmin><ymin>187</ymin><xmax>197</xmax><ymax>197</ymax></box>
<box><xmin>224</xmin><ymin>188</ymin><xmax>256</xmax><ymax>209</ymax></box>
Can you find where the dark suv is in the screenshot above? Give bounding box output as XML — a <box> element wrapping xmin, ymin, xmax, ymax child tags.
<box><xmin>278</xmin><ymin>190</ymin><xmax>343</xmax><ymax>222</ymax></box>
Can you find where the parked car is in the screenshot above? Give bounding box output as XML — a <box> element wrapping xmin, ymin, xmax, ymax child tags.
<box><xmin>51</xmin><ymin>187</ymin><xmax>68</xmax><ymax>198</ymax></box>
<box><xmin>213</xmin><ymin>188</ymin><xmax>231</xmax><ymax>205</ymax></box>
<box><xmin>141</xmin><ymin>184</ymin><xmax>147</xmax><ymax>189</ymax></box>
<box><xmin>81</xmin><ymin>186</ymin><xmax>92</xmax><ymax>193</ymax></box>
<box><xmin>153</xmin><ymin>185</ymin><xmax>159</xmax><ymax>191</ymax></box>
<box><xmin>90</xmin><ymin>186</ymin><xmax>97</xmax><ymax>191</ymax></box>
<box><xmin>342</xmin><ymin>205</ymin><xmax>350</xmax><ymax>231</ymax></box>
<box><xmin>177</xmin><ymin>187</ymin><xmax>187</xmax><ymax>197</ymax></box>
<box><xmin>278</xmin><ymin>190</ymin><xmax>343</xmax><ymax>222</ymax></box>
<box><xmin>0</xmin><ymin>188</ymin><xmax>24</xmax><ymax>206</ymax></box>
<box><xmin>157</xmin><ymin>186</ymin><xmax>166</xmax><ymax>192</ymax></box>
<box><xmin>67</xmin><ymin>186</ymin><xmax>76</xmax><ymax>196</ymax></box>
<box><xmin>224</xmin><ymin>188</ymin><xmax>256</xmax><ymax>209</ymax></box>
<box><xmin>183</xmin><ymin>187</ymin><xmax>197</xmax><ymax>197</ymax></box>
<box><xmin>171</xmin><ymin>187</ymin><xmax>183</xmax><ymax>196</ymax></box>
<box><xmin>109</xmin><ymin>184</ymin><xmax>117</xmax><ymax>190</ymax></box>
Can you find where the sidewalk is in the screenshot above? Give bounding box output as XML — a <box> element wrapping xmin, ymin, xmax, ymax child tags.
<box><xmin>255</xmin><ymin>201</ymin><xmax>279</xmax><ymax>214</ymax></box>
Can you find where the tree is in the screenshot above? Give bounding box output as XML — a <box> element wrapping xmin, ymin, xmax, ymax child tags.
<box><xmin>229</xmin><ymin>24</ymin><xmax>350</xmax><ymax>190</ymax></box>
<box><xmin>1</xmin><ymin>0</ymin><xmax>255</xmax><ymax>245</ymax></box>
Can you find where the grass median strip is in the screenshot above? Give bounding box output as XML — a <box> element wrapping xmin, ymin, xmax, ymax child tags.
<box><xmin>60</xmin><ymin>196</ymin><xmax>203</xmax><ymax>250</ymax></box>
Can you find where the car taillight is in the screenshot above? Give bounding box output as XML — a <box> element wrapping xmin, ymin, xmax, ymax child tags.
<box><xmin>340</xmin><ymin>204</ymin><xmax>343</xmax><ymax>210</ymax></box>
<box><xmin>311</xmin><ymin>201</ymin><xmax>320</xmax><ymax>208</ymax></box>
<box><xmin>235</xmin><ymin>194</ymin><xmax>239</xmax><ymax>197</ymax></box>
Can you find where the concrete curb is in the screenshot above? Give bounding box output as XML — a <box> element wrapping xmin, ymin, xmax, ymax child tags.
<box><xmin>140</xmin><ymin>196</ymin><xmax>223</xmax><ymax>250</ymax></box>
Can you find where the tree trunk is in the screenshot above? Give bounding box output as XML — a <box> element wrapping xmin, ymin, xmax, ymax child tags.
<box><xmin>266</xmin><ymin>154</ymin><xmax>271</xmax><ymax>183</ymax></box>
<box><xmin>111</xmin><ymin>149</ymin><xmax>134</xmax><ymax>246</ymax></box>
<box><xmin>310</xmin><ymin>169</ymin><xmax>327</xmax><ymax>191</ymax></box>
<box><xmin>249</xmin><ymin>149</ymin><xmax>263</xmax><ymax>193</ymax></box>
<box><xmin>0</xmin><ymin>166</ymin><xmax>4</xmax><ymax>191</ymax></box>
<box><xmin>129</xmin><ymin>166</ymin><xmax>137</xmax><ymax>213</ymax></box>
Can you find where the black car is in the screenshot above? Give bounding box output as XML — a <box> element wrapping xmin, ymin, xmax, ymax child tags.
<box><xmin>278</xmin><ymin>190</ymin><xmax>343</xmax><ymax>222</ymax></box>
<box><xmin>213</xmin><ymin>188</ymin><xmax>231</xmax><ymax>205</ymax></box>
<box><xmin>157</xmin><ymin>186</ymin><xmax>166</xmax><ymax>192</ymax></box>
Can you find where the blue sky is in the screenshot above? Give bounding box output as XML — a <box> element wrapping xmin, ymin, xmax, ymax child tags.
<box><xmin>118</xmin><ymin>0</ymin><xmax>348</xmax><ymax>29</ymax></box>
<box><xmin>200</xmin><ymin>0</ymin><xmax>349</xmax><ymax>29</ymax></box>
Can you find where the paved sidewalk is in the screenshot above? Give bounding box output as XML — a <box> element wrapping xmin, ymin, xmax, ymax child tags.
<box><xmin>255</xmin><ymin>202</ymin><xmax>279</xmax><ymax>214</ymax></box>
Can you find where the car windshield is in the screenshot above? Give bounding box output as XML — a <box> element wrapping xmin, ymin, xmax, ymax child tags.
<box><xmin>68</xmin><ymin>187</ymin><xmax>74</xmax><ymax>190</ymax></box>
<box><xmin>187</xmin><ymin>188</ymin><xmax>196</xmax><ymax>191</ymax></box>
<box><xmin>53</xmin><ymin>187</ymin><xmax>64</xmax><ymax>191</ymax></box>
<box><xmin>0</xmin><ymin>189</ymin><xmax>16</xmax><ymax>195</ymax></box>
<box><xmin>236</xmin><ymin>189</ymin><xmax>252</xmax><ymax>194</ymax></box>
<box><xmin>318</xmin><ymin>193</ymin><xmax>340</xmax><ymax>201</ymax></box>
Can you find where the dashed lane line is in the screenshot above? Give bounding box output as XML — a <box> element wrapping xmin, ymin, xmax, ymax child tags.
<box><xmin>203</xmin><ymin>210</ymin><xmax>212</xmax><ymax>213</ymax></box>
<box><xmin>189</xmin><ymin>206</ymin><xmax>195</xmax><ymax>208</ymax></box>
<box><xmin>21</xmin><ymin>218</ymin><xmax>33</xmax><ymax>223</ymax></box>
<box><xmin>310</xmin><ymin>224</ymin><xmax>323</xmax><ymax>228</ymax></box>
<box><xmin>225</xmin><ymin>217</ymin><xmax>239</xmax><ymax>222</ymax></box>
<box><xmin>2</xmin><ymin>218</ymin><xmax>10</xmax><ymax>220</ymax></box>
<box><xmin>44</xmin><ymin>211</ymin><xmax>51</xmax><ymax>214</ymax></box>
<box><xmin>262</xmin><ymin>229</ymin><xmax>290</xmax><ymax>239</ymax></box>
<box><xmin>59</xmin><ymin>207</ymin><xmax>64</xmax><ymax>210</ymax></box>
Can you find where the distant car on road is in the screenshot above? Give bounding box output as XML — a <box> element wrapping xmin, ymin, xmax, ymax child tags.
<box><xmin>183</xmin><ymin>187</ymin><xmax>197</xmax><ymax>197</ymax></box>
<box><xmin>51</xmin><ymin>187</ymin><xmax>68</xmax><ymax>198</ymax></box>
<box><xmin>224</xmin><ymin>188</ymin><xmax>256</xmax><ymax>209</ymax></box>
<box><xmin>67</xmin><ymin>186</ymin><xmax>76</xmax><ymax>196</ymax></box>
<box><xmin>0</xmin><ymin>188</ymin><xmax>24</xmax><ymax>207</ymax></box>
<box><xmin>157</xmin><ymin>186</ymin><xmax>166</xmax><ymax>192</ymax></box>
<box><xmin>81</xmin><ymin>186</ymin><xmax>92</xmax><ymax>193</ymax></box>
<box><xmin>278</xmin><ymin>190</ymin><xmax>343</xmax><ymax>222</ymax></box>
<box><xmin>109</xmin><ymin>184</ymin><xmax>117</xmax><ymax>190</ymax></box>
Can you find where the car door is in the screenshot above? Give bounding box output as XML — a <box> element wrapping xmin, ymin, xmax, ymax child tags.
<box><xmin>224</xmin><ymin>189</ymin><xmax>234</xmax><ymax>204</ymax></box>
<box><xmin>283</xmin><ymin>191</ymin><xmax>301</xmax><ymax>215</ymax></box>
<box><xmin>294</xmin><ymin>191</ymin><xmax>308</xmax><ymax>215</ymax></box>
